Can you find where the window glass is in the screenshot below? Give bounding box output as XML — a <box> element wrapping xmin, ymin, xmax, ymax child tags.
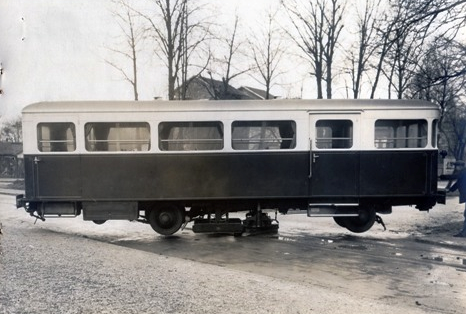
<box><xmin>159</xmin><ymin>121</ymin><xmax>223</xmax><ymax>151</ymax></box>
<box><xmin>315</xmin><ymin>120</ymin><xmax>353</xmax><ymax>149</ymax></box>
<box><xmin>232</xmin><ymin>121</ymin><xmax>296</xmax><ymax>150</ymax></box>
<box><xmin>85</xmin><ymin>122</ymin><xmax>150</xmax><ymax>152</ymax></box>
<box><xmin>37</xmin><ymin>123</ymin><xmax>76</xmax><ymax>152</ymax></box>
<box><xmin>375</xmin><ymin>120</ymin><xmax>427</xmax><ymax>148</ymax></box>
<box><xmin>432</xmin><ymin>119</ymin><xmax>438</xmax><ymax>148</ymax></box>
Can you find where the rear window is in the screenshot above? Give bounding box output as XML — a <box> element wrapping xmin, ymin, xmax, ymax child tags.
<box><xmin>375</xmin><ymin>120</ymin><xmax>427</xmax><ymax>148</ymax></box>
<box><xmin>37</xmin><ymin>122</ymin><xmax>76</xmax><ymax>152</ymax></box>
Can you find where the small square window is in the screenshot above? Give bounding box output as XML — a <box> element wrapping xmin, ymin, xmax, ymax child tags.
<box><xmin>315</xmin><ymin>120</ymin><xmax>353</xmax><ymax>149</ymax></box>
<box><xmin>37</xmin><ymin>123</ymin><xmax>76</xmax><ymax>152</ymax></box>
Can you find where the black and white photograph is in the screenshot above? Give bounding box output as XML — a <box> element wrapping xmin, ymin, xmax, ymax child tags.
<box><xmin>1</xmin><ymin>1</ymin><xmax>466</xmax><ymax>313</ymax></box>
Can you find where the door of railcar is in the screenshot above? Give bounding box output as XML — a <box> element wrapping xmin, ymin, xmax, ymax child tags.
<box><xmin>31</xmin><ymin>122</ymin><xmax>81</xmax><ymax>198</ymax></box>
<box><xmin>309</xmin><ymin>114</ymin><xmax>360</xmax><ymax>198</ymax></box>
<box><xmin>31</xmin><ymin>155</ymin><xmax>81</xmax><ymax>198</ymax></box>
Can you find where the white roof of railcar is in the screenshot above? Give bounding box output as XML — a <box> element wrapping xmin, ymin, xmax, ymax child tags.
<box><xmin>22</xmin><ymin>99</ymin><xmax>439</xmax><ymax>114</ymax></box>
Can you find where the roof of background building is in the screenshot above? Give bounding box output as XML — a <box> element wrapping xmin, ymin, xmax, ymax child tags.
<box><xmin>238</xmin><ymin>86</ymin><xmax>277</xmax><ymax>100</ymax></box>
<box><xmin>0</xmin><ymin>142</ymin><xmax>23</xmax><ymax>156</ymax></box>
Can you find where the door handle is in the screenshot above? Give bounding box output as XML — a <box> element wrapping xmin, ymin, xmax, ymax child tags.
<box><xmin>313</xmin><ymin>154</ymin><xmax>319</xmax><ymax>163</ymax></box>
<box><xmin>33</xmin><ymin>157</ymin><xmax>41</xmax><ymax>164</ymax></box>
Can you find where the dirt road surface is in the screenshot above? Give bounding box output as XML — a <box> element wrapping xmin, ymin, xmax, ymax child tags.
<box><xmin>0</xmin><ymin>181</ymin><xmax>465</xmax><ymax>313</ymax></box>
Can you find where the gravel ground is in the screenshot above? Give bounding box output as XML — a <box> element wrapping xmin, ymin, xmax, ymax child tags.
<box><xmin>0</xmin><ymin>214</ymin><xmax>417</xmax><ymax>314</ymax></box>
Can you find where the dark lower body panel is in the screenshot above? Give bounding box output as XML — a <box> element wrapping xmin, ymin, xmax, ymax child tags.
<box><xmin>19</xmin><ymin>150</ymin><xmax>440</xmax><ymax>219</ymax></box>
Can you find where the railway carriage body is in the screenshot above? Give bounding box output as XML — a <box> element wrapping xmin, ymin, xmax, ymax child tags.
<box><xmin>17</xmin><ymin>99</ymin><xmax>444</xmax><ymax>235</ymax></box>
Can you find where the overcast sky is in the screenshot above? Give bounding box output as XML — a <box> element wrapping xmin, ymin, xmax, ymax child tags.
<box><xmin>0</xmin><ymin>0</ymin><xmax>291</xmax><ymax>119</ymax></box>
<box><xmin>0</xmin><ymin>0</ymin><xmax>464</xmax><ymax>120</ymax></box>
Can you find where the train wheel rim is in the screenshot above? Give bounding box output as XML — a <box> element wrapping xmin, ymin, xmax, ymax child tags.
<box><xmin>343</xmin><ymin>207</ymin><xmax>376</xmax><ymax>233</ymax></box>
<box><xmin>148</xmin><ymin>205</ymin><xmax>184</xmax><ymax>236</ymax></box>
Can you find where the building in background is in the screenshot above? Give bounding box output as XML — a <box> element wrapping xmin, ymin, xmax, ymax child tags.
<box><xmin>238</xmin><ymin>86</ymin><xmax>278</xmax><ymax>100</ymax></box>
<box><xmin>175</xmin><ymin>76</ymin><xmax>277</xmax><ymax>100</ymax></box>
<box><xmin>0</xmin><ymin>142</ymin><xmax>23</xmax><ymax>178</ymax></box>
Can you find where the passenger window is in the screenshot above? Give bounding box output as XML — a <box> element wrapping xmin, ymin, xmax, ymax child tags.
<box><xmin>37</xmin><ymin>123</ymin><xmax>76</xmax><ymax>152</ymax></box>
<box><xmin>85</xmin><ymin>122</ymin><xmax>150</xmax><ymax>152</ymax></box>
<box><xmin>159</xmin><ymin>121</ymin><xmax>223</xmax><ymax>151</ymax></box>
<box><xmin>375</xmin><ymin>120</ymin><xmax>427</xmax><ymax>148</ymax></box>
<box><xmin>315</xmin><ymin>120</ymin><xmax>353</xmax><ymax>149</ymax></box>
<box><xmin>232</xmin><ymin>121</ymin><xmax>296</xmax><ymax>150</ymax></box>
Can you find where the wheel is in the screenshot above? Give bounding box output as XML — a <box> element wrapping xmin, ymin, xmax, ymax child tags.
<box><xmin>343</xmin><ymin>207</ymin><xmax>376</xmax><ymax>233</ymax></box>
<box><xmin>92</xmin><ymin>220</ymin><xmax>106</xmax><ymax>225</ymax></box>
<box><xmin>148</xmin><ymin>204</ymin><xmax>184</xmax><ymax>235</ymax></box>
<box><xmin>333</xmin><ymin>216</ymin><xmax>347</xmax><ymax>228</ymax></box>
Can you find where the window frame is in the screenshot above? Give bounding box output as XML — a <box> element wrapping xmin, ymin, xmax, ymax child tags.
<box><xmin>432</xmin><ymin>119</ymin><xmax>438</xmax><ymax>148</ymax></box>
<box><xmin>37</xmin><ymin>122</ymin><xmax>76</xmax><ymax>152</ymax></box>
<box><xmin>314</xmin><ymin>119</ymin><xmax>353</xmax><ymax>149</ymax></box>
<box><xmin>374</xmin><ymin>119</ymin><xmax>428</xmax><ymax>149</ymax></box>
<box><xmin>84</xmin><ymin>122</ymin><xmax>151</xmax><ymax>152</ymax></box>
<box><xmin>158</xmin><ymin>121</ymin><xmax>224</xmax><ymax>152</ymax></box>
<box><xmin>231</xmin><ymin>120</ymin><xmax>297</xmax><ymax>151</ymax></box>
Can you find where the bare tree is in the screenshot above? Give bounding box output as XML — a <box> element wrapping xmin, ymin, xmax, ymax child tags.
<box><xmin>369</xmin><ymin>0</ymin><xmax>466</xmax><ymax>99</ymax></box>
<box><xmin>323</xmin><ymin>0</ymin><xmax>345</xmax><ymax>99</ymax></box>
<box><xmin>407</xmin><ymin>37</ymin><xmax>466</xmax><ymax>159</ymax></box>
<box><xmin>369</xmin><ymin>1</ymin><xmax>409</xmax><ymax>99</ymax></box>
<box><xmin>176</xmin><ymin>2</ymin><xmax>212</xmax><ymax>100</ymax></box>
<box><xmin>400</xmin><ymin>0</ymin><xmax>466</xmax><ymax>38</ymax></box>
<box><xmin>382</xmin><ymin>0</ymin><xmax>448</xmax><ymax>99</ymax></box>
<box><xmin>0</xmin><ymin>117</ymin><xmax>22</xmax><ymax>142</ymax></box>
<box><xmin>444</xmin><ymin>104</ymin><xmax>466</xmax><ymax>161</ymax></box>
<box><xmin>383</xmin><ymin>26</ymin><xmax>427</xmax><ymax>99</ymax></box>
<box><xmin>283</xmin><ymin>0</ymin><xmax>325</xmax><ymax>99</ymax></box>
<box><xmin>206</xmin><ymin>15</ymin><xmax>251</xmax><ymax>100</ymax></box>
<box><xmin>137</xmin><ymin>0</ymin><xmax>186</xmax><ymax>100</ymax></box>
<box><xmin>283</xmin><ymin>0</ymin><xmax>345</xmax><ymax>99</ymax></box>
<box><xmin>345</xmin><ymin>0</ymin><xmax>380</xmax><ymax>99</ymax></box>
<box><xmin>136</xmin><ymin>0</ymin><xmax>211</xmax><ymax>100</ymax></box>
<box><xmin>107</xmin><ymin>0</ymin><xmax>145</xmax><ymax>100</ymax></box>
<box><xmin>248</xmin><ymin>9</ymin><xmax>286</xmax><ymax>100</ymax></box>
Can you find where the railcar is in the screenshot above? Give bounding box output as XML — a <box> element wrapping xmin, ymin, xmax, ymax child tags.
<box><xmin>16</xmin><ymin>99</ymin><xmax>445</xmax><ymax>235</ymax></box>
